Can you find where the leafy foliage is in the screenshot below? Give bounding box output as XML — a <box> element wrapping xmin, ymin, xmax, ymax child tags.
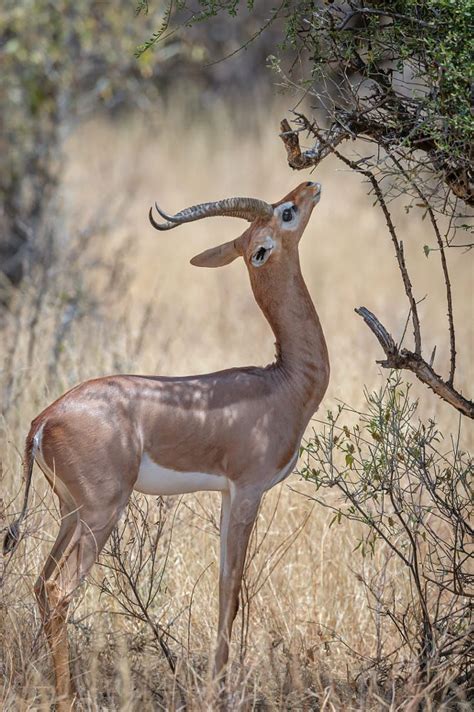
<box><xmin>281</xmin><ymin>0</ymin><xmax>473</xmax><ymax>207</ymax></box>
<box><xmin>151</xmin><ymin>0</ymin><xmax>473</xmax><ymax>208</ymax></box>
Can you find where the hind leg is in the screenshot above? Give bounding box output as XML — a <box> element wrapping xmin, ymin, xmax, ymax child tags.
<box><xmin>35</xmin><ymin>496</ymin><xmax>130</xmax><ymax>711</ymax></box>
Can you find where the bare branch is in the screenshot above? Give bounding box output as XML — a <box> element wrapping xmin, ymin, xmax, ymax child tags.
<box><xmin>355</xmin><ymin>307</ymin><xmax>473</xmax><ymax>418</ymax></box>
<box><xmin>280</xmin><ymin>118</ymin><xmax>348</xmax><ymax>170</ymax></box>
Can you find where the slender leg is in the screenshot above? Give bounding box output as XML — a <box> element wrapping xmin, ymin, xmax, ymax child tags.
<box><xmin>35</xmin><ymin>507</ymin><xmax>81</xmax><ymax>618</ymax></box>
<box><xmin>214</xmin><ymin>485</ymin><xmax>262</xmax><ymax>684</ymax></box>
<box><xmin>219</xmin><ymin>491</ymin><xmax>231</xmax><ymax>580</ymax></box>
<box><xmin>35</xmin><ymin>497</ymin><xmax>129</xmax><ymax>711</ymax></box>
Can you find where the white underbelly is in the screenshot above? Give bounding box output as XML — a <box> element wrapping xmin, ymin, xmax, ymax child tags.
<box><xmin>134</xmin><ymin>452</ymin><xmax>229</xmax><ymax>496</ymax></box>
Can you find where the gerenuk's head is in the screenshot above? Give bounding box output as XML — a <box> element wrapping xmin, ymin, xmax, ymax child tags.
<box><xmin>149</xmin><ymin>181</ymin><xmax>321</xmax><ymax>273</ymax></box>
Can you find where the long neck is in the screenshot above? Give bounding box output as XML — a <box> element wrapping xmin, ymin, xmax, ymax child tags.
<box><xmin>249</xmin><ymin>254</ymin><xmax>330</xmax><ymax>409</ymax></box>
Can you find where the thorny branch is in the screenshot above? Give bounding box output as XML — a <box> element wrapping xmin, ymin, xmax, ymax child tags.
<box><xmin>279</xmin><ymin>117</ymin><xmax>473</xmax><ymax>419</ymax></box>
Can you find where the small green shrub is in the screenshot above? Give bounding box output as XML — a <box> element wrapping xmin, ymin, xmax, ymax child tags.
<box><xmin>299</xmin><ymin>374</ymin><xmax>472</xmax><ymax>701</ymax></box>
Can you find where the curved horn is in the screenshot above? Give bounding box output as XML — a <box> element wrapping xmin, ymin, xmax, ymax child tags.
<box><xmin>149</xmin><ymin>196</ymin><xmax>273</xmax><ymax>231</ymax></box>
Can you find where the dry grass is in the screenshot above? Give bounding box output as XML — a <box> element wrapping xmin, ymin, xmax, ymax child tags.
<box><xmin>1</xmin><ymin>96</ymin><xmax>472</xmax><ymax>710</ymax></box>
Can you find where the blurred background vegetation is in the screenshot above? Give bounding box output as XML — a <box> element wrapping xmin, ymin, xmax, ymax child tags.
<box><xmin>0</xmin><ymin>1</ymin><xmax>472</xmax><ymax>709</ymax></box>
<box><xmin>1</xmin><ymin>0</ymin><xmax>279</xmax><ymax>288</ymax></box>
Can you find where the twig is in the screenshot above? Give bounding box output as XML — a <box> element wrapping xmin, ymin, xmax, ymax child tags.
<box><xmin>388</xmin><ymin>152</ymin><xmax>457</xmax><ymax>384</ymax></box>
<box><xmin>337</xmin><ymin>8</ymin><xmax>434</xmax><ymax>31</ymax></box>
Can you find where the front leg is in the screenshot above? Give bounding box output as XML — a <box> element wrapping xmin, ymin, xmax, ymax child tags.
<box><xmin>214</xmin><ymin>484</ymin><xmax>262</xmax><ymax>683</ymax></box>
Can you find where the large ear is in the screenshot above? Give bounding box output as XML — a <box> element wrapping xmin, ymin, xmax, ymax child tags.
<box><xmin>190</xmin><ymin>238</ymin><xmax>241</xmax><ymax>268</ymax></box>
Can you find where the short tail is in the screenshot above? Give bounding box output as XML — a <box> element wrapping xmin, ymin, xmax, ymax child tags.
<box><xmin>3</xmin><ymin>431</ymin><xmax>36</xmax><ymax>555</ymax></box>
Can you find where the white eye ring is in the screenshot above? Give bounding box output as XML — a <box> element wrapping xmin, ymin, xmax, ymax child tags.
<box><xmin>276</xmin><ymin>201</ymin><xmax>299</xmax><ymax>230</ymax></box>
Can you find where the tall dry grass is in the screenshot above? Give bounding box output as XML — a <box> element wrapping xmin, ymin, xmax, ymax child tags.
<box><xmin>1</xmin><ymin>96</ymin><xmax>472</xmax><ymax>710</ymax></box>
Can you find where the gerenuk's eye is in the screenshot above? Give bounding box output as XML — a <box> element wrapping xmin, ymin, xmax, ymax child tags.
<box><xmin>282</xmin><ymin>207</ymin><xmax>293</xmax><ymax>222</ymax></box>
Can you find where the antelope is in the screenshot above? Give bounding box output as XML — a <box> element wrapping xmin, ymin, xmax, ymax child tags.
<box><xmin>4</xmin><ymin>181</ymin><xmax>329</xmax><ymax>710</ymax></box>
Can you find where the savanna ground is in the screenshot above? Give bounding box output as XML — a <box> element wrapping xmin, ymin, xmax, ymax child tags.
<box><xmin>1</xmin><ymin>95</ymin><xmax>472</xmax><ymax>710</ymax></box>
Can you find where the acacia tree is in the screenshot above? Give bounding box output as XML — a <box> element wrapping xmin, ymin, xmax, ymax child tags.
<box><xmin>140</xmin><ymin>0</ymin><xmax>473</xmax><ymax>417</ymax></box>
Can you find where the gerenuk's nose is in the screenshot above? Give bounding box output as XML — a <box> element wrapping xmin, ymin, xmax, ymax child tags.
<box><xmin>306</xmin><ymin>181</ymin><xmax>321</xmax><ymax>192</ymax></box>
